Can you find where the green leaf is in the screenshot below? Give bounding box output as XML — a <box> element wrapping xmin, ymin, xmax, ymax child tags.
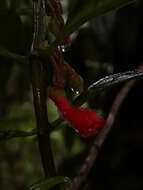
<box><xmin>0</xmin><ymin>47</ymin><xmax>27</xmax><ymax>63</ymax></box>
<box><xmin>29</xmin><ymin>176</ymin><xmax>71</xmax><ymax>190</ymax></box>
<box><xmin>64</xmin><ymin>0</ymin><xmax>135</xmax><ymax>36</ymax></box>
<box><xmin>73</xmin><ymin>70</ymin><xmax>143</xmax><ymax>106</ymax></box>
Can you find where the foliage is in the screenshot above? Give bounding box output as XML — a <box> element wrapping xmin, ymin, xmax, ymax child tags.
<box><xmin>64</xmin><ymin>0</ymin><xmax>134</xmax><ymax>36</ymax></box>
<box><xmin>0</xmin><ymin>0</ymin><xmax>143</xmax><ymax>190</ymax></box>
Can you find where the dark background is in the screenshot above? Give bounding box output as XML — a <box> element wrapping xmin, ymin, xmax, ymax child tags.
<box><xmin>0</xmin><ymin>0</ymin><xmax>143</xmax><ymax>189</ymax></box>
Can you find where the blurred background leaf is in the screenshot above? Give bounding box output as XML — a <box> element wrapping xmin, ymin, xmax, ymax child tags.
<box><xmin>64</xmin><ymin>0</ymin><xmax>134</xmax><ymax>36</ymax></box>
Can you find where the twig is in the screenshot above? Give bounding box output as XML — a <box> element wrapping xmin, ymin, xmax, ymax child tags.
<box><xmin>0</xmin><ymin>117</ymin><xmax>64</xmax><ymax>141</ymax></box>
<box><xmin>66</xmin><ymin>65</ymin><xmax>143</xmax><ymax>190</ymax></box>
<box><xmin>0</xmin><ymin>129</ymin><xmax>36</xmax><ymax>141</ymax></box>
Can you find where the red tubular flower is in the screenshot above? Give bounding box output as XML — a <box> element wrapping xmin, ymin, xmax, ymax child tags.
<box><xmin>51</xmin><ymin>96</ymin><xmax>105</xmax><ymax>137</ymax></box>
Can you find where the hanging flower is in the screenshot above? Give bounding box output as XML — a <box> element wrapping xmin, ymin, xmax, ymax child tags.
<box><xmin>50</xmin><ymin>95</ymin><xmax>105</xmax><ymax>137</ymax></box>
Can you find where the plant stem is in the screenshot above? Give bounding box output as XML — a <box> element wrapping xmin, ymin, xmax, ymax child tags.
<box><xmin>31</xmin><ymin>57</ymin><xmax>56</xmax><ymax>177</ymax></box>
<box><xmin>30</xmin><ymin>0</ymin><xmax>57</xmax><ymax>178</ymax></box>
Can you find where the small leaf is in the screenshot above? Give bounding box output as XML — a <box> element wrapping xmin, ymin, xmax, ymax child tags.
<box><xmin>64</xmin><ymin>0</ymin><xmax>134</xmax><ymax>36</ymax></box>
<box><xmin>29</xmin><ymin>176</ymin><xmax>71</xmax><ymax>190</ymax></box>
